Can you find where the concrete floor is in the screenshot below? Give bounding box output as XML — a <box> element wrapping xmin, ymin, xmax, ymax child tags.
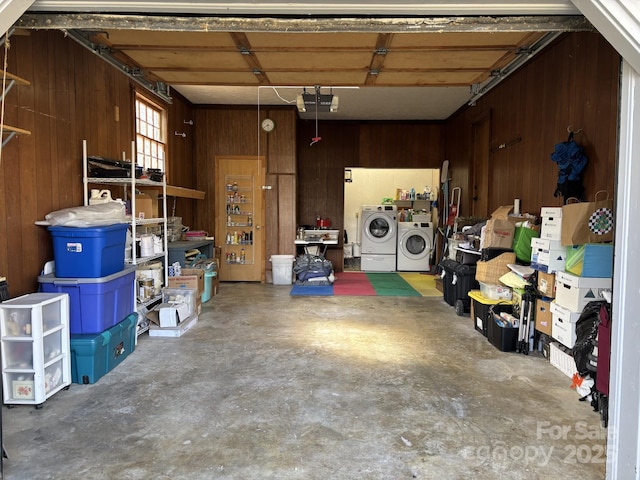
<box><xmin>3</xmin><ymin>281</ymin><xmax>607</xmax><ymax>480</ymax></box>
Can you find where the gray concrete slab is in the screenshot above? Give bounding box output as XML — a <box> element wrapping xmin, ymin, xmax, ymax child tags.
<box><xmin>2</xmin><ymin>282</ymin><xmax>606</xmax><ymax>479</ymax></box>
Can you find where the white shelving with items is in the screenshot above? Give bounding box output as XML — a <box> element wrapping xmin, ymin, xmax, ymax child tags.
<box><xmin>81</xmin><ymin>140</ymin><xmax>168</xmax><ymax>338</ymax></box>
<box><xmin>0</xmin><ymin>293</ymin><xmax>71</xmax><ymax>408</ymax></box>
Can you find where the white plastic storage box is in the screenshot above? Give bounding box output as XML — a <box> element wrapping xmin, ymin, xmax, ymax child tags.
<box><xmin>530</xmin><ymin>237</ymin><xmax>566</xmax><ymax>273</ymax></box>
<box><xmin>39</xmin><ymin>266</ymin><xmax>135</xmax><ymax>335</ymax></box>
<box><xmin>48</xmin><ymin>224</ymin><xmax>128</xmax><ymax>278</ymax></box>
<box><xmin>549</xmin><ymin>341</ymin><xmax>577</xmax><ymax>378</ymax></box>
<box><xmin>161</xmin><ymin>287</ymin><xmax>197</xmax><ymax>318</ymax></box>
<box><xmin>550</xmin><ymin>300</ymin><xmax>581</xmax><ymax>348</ymax></box>
<box><xmin>540</xmin><ymin>207</ymin><xmax>562</xmax><ymax>241</ymax></box>
<box><xmin>555</xmin><ymin>270</ymin><xmax>612</xmax><ymax>312</ymax></box>
<box><xmin>478</xmin><ymin>281</ymin><xmax>512</xmax><ymax>300</ymax></box>
<box><xmin>270</xmin><ymin>255</ymin><xmax>295</xmax><ymax>285</ymax></box>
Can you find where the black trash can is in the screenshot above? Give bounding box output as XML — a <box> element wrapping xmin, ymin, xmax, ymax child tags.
<box><xmin>439</xmin><ymin>259</ymin><xmax>459</xmax><ymax>307</ymax></box>
<box><xmin>452</xmin><ymin>263</ymin><xmax>480</xmax><ymax>316</ymax></box>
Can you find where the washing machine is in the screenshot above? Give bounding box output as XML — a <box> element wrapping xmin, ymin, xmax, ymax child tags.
<box><xmin>361</xmin><ymin>205</ymin><xmax>397</xmax><ymax>271</ymax></box>
<box><xmin>396</xmin><ymin>222</ymin><xmax>434</xmax><ymax>272</ymax></box>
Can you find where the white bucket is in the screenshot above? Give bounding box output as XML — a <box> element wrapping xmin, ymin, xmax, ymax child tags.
<box><xmin>140</xmin><ymin>234</ymin><xmax>154</xmax><ymax>257</ymax></box>
<box><xmin>270</xmin><ymin>255</ymin><xmax>295</xmax><ymax>285</ymax></box>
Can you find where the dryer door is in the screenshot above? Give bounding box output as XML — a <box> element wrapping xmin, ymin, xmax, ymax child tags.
<box><xmin>399</xmin><ymin>230</ymin><xmax>432</xmax><ymax>260</ymax></box>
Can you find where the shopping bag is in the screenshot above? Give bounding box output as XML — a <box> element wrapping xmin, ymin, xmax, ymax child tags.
<box><xmin>560</xmin><ymin>191</ymin><xmax>614</xmax><ymax>246</ymax></box>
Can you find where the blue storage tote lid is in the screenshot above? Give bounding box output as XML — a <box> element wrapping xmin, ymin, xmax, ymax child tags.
<box><xmin>39</xmin><ymin>266</ymin><xmax>135</xmax><ymax>335</ymax></box>
<box><xmin>47</xmin><ymin>223</ymin><xmax>128</xmax><ymax>278</ymax></box>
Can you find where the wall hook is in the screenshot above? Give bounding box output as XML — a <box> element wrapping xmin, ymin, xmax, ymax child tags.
<box><xmin>567</xmin><ymin>125</ymin><xmax>583</xmax><ymax>134</ymax></box>
<box><xmin>174</xmin><ymin>131</ymin><xmax>186</xmax><ymax>137</ymax></box>
<box><xmin>184</xmin><ymin>120</ymin><xmax>193</xmax><ymax>125</ymax></box>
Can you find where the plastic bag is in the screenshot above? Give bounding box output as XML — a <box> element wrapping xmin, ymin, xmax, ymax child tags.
<box><xmin>45</xmin><ymin>201</ymin><xmax>128</xmax><ymax>227</ymax></box>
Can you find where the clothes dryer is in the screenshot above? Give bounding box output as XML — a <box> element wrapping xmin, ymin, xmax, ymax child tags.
<box><xmin>360</xmin><ymin>205</ymin><xmax>397</xmax><ymax>272</ymax></box>
<box><xmin>396</xmin><ymin>221</ymin><xmax>434</xmax><ymax>272</ymax></box>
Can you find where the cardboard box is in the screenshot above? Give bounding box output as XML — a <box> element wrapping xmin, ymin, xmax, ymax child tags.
<box><xmin>530</xmin><ymin>237</ymin><xmax>566</xmax><ymax>273</ymax></box>
<box><xmin>168</xmin><ymin>270</ymin><xmax>204</xmax><ymax>296</ymax></box>
<box><xmin>550</xmin><ymin>300</ymin><xmax>581</xmax><ymax>348</ymax></box>
<box><xmin>535</xmin><ymin>298</ymin><xmax>553</xmax><ymax>336</ymax></box>
<box><xmin>157</xmin><ymin>302</ymin><xmax>191</xmax><ymax>327</ymax></box>
<box><xmin>134</xmin><ymin>192</ymin><xmax>159</xmax><ymax>219</ymax></box>
<box><xmin>537</xmin><ymin>271</ymin><xmax>556</xmax><ymax>298</ymax></box>
<box><xmin>555</xmin><ymin>270</ymin><xmax>612</xmax><ymax>312</ymax></box>
<box><xmin>482</xmin><ymin>206</ymin><xmax>519</xmax><ymax>249</ymax></box>
<box><xmin>540</xmin><ymin>207</ymin><xmax>563</xmax><ymax>241</ymax></box>
<box><xmin>149</xmin><ymin>313</ymin><xmax>198</xmax><ymax>338</ymax></box>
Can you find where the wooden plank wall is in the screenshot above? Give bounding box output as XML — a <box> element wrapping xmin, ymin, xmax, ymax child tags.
<box><xmin>1</xmin><ymin>30</ymin><xmax>621</xmax><ymax>294</ymax></box>
<box><xmin>445</xmin><ymin>32</ymin><xmax>620</xmax><ymax>218</ymax></box>
<box><xmin>192</xmin><ymin>106</ymin><xmax>298</xmax><ymax>272</ymax></box>
<box><xmin>1</xmin><ymin>30</ymin><xmax>196</xmax><ymax>296</ymax></box>
<box><xmin>296</xmin><ymin>121</ymin><xmax>445</xmax><ymax>269</ymax></box>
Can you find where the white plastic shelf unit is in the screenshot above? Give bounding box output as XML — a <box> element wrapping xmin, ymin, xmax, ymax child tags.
<box><xmin>82</xmin><ymin>140</ymin><xmax>169</xmax><ymax>338</ymax></box>
<box><xmin>0</xmin><ymin>293</ymin><xmax>71</xmax><ymax>408</ymax></box>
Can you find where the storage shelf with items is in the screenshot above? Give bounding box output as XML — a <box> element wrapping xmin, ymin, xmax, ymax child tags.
<box><xmin>81</xmin><ymin>140</ymin><xmax>168</xmax><ymax>338</ymax></box>
<box><xmin>223</xmin><ymin>176</ymin><xmax>256</xmax><ymax>266</ymax></box>
<box><xmin>0</xmin><ymin>293</ymin><xmax>71</xmax><ymax>407</ymax></box>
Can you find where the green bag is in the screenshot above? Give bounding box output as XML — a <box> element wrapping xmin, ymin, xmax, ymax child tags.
<box><xmin>512</xmin><ymin>226</ymin><xmax>540</xmax><ymax>262</ymax></box>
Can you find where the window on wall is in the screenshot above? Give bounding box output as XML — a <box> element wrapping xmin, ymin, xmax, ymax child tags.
<box><xmin>135</xmin><ymin>94</ymin><xmax>166</xmax><ymax>172</ymax></box>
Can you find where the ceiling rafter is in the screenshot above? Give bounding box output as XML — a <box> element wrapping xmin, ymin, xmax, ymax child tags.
<box><xmin>366</xmin><ymin>33</ymin><xmax>393</xmax><ymax>85</ymax></box>
<box><xmin>228</xmin><ymin>31</ymin><xmax>270</xmax><ymax>84</ymax></box>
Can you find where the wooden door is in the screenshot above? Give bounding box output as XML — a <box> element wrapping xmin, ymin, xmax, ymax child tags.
<box><xmin>215</xmin><ymin>156</ymin><xmax>265</xmax><ymax>281</ymax></box>
<box><xmin>472</xmin><ymin>114</ymin><xmax>491</xmax><ymax>217</ymax></box>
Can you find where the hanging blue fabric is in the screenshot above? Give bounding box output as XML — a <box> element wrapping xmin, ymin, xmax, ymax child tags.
<box><xmin>551</xmin><ymin>131</ymin><xmax>588</xmax><ymax>201</ymax></box>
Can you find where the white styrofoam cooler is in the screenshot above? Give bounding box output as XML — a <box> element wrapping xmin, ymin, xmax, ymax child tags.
<box><xmin>530</xmin><ymin>237</ymin><xmax>566</xmax><ymax>273</ymax></box>
<box><xmin>550</xmin><ymin>300</ymin><xmax>581</xmax><ymax>348</ymax></box>
<box><xmin>555</xmin><ymin>270</ymin><xmax>612</xmax><ymax>312</ymax></box>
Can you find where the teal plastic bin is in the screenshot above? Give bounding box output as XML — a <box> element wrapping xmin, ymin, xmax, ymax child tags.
<box><xmin>69</xmin><ymin>313</ymin><xmax>137</xmax><ymax>384</ymax></box>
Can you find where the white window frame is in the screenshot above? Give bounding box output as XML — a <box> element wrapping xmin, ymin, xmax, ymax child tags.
<box><xmin>135</xmin><ymin>93</ymin><xmax>166</xmax><ymax>173</ymax></box>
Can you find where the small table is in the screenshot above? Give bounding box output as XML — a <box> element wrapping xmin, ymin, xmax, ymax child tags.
<box><xmin>168</xmin><ymin>240</ymin><xmax>214</xmax><ymax>267</ymax></box>
<box><xmin>295</xmin><ymin>239</ymin><xmax>338</xmax><ymax>257</ymax></box>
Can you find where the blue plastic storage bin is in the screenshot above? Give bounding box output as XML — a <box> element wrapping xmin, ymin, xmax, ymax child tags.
<box><xmin>39</xmin><ymin>266</ymin><xmax>135</xmax><ymax>334</ymax></box>
<box><xmin>48</xmin><ymin>223</ymin><xmax>128</xmax><ymax>278</ymax></box>
<box><xmin>69</xmin><ymin>313</ymin><xmax>137</xmax><ymax>384</ymax></box>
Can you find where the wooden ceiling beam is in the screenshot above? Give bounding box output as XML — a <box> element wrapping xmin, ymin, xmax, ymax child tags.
<box><xmin>17</xmin><ymin>13</ymin><xmax>594</xmax><ymax>33</ymax></box>
<box><xmin>228</xmin><ymin>31</ymin><xmax>270</xmax><ymax>84</ymax></box>
<box><xmin>366</xmin><ymin>33</ymin><xmax>393</xmax><ymax>85</ymax></box>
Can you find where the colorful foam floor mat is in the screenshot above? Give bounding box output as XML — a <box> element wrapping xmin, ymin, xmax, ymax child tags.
<box><xmin>290</xmin><ymin>272</ymin><xmax>441</xmax><ymax>297</ymax></box>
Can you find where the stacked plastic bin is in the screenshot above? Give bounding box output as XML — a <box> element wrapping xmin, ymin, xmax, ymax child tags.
<box><xmin>39</xmin><ymin>224</ymin><xmax>137</xmax><ymax>384</ymax></box>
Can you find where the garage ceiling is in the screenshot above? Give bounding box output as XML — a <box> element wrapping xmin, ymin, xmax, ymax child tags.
<box><xmin>17</xmin><ymin>9</ymin><xmax>594</xmax><ymax>120</ymax></box>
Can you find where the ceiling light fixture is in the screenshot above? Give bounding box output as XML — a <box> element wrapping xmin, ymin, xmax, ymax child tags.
<box><xmin>296</xmin><ymin>85</ymin><xmax>338</xmax><ymax>113</ymax></box>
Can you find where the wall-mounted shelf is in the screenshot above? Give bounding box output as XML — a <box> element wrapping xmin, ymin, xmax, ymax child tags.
<box><xmin>1</xmin><ymin>69</ymin><xmax>31</xmax><ymax>147</ymax></box>
<box><xmin>166</xmin><ymin>185</ymin><xmax>205</xmax><ymax>200</ymax></box>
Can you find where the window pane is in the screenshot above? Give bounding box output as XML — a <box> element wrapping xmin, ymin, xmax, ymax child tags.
<box><xmin>135</xmin><ymin>97</ymin><xmax>166</xmax><ymax>173</ymax></box>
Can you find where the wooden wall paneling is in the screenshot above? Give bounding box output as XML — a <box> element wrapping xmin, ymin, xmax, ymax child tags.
<box><xmin>359</xmin><ymin>123</ymin><xmax>445</xmax><ymax>168</ymax></box>
<box><xmin>264</xmin><ymin>173</ymin><xmax>279</xmax><ymax>267</ymax></box>
<box><xmin>445</xmin><ymin>32</ymin><xmax>619</xmax><ymax>218</ymax></box>
<box><xmin>166</xmin><ymin>91</ymin><xmax>196</xmax><ymax>227</ymax></box>
<box><xmin>11</xmin><ymin>33</ymin><xmax>39</xmax><ymax>295</ymax></box>
<box><xmin>277</xmin><ymin>174</ymin><xmax>296</xmax><ymax>256</ymax></box>
<box><xmin>263</xmin><ymin>108</ymin><xmax>297</xmax><ymax>174</ymax></box>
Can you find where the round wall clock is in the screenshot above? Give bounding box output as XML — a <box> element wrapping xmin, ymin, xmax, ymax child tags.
<box><xmin>261</xmin><ymin>118</ymin><xmax>275</xmax><ymax>132</ymax></box>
